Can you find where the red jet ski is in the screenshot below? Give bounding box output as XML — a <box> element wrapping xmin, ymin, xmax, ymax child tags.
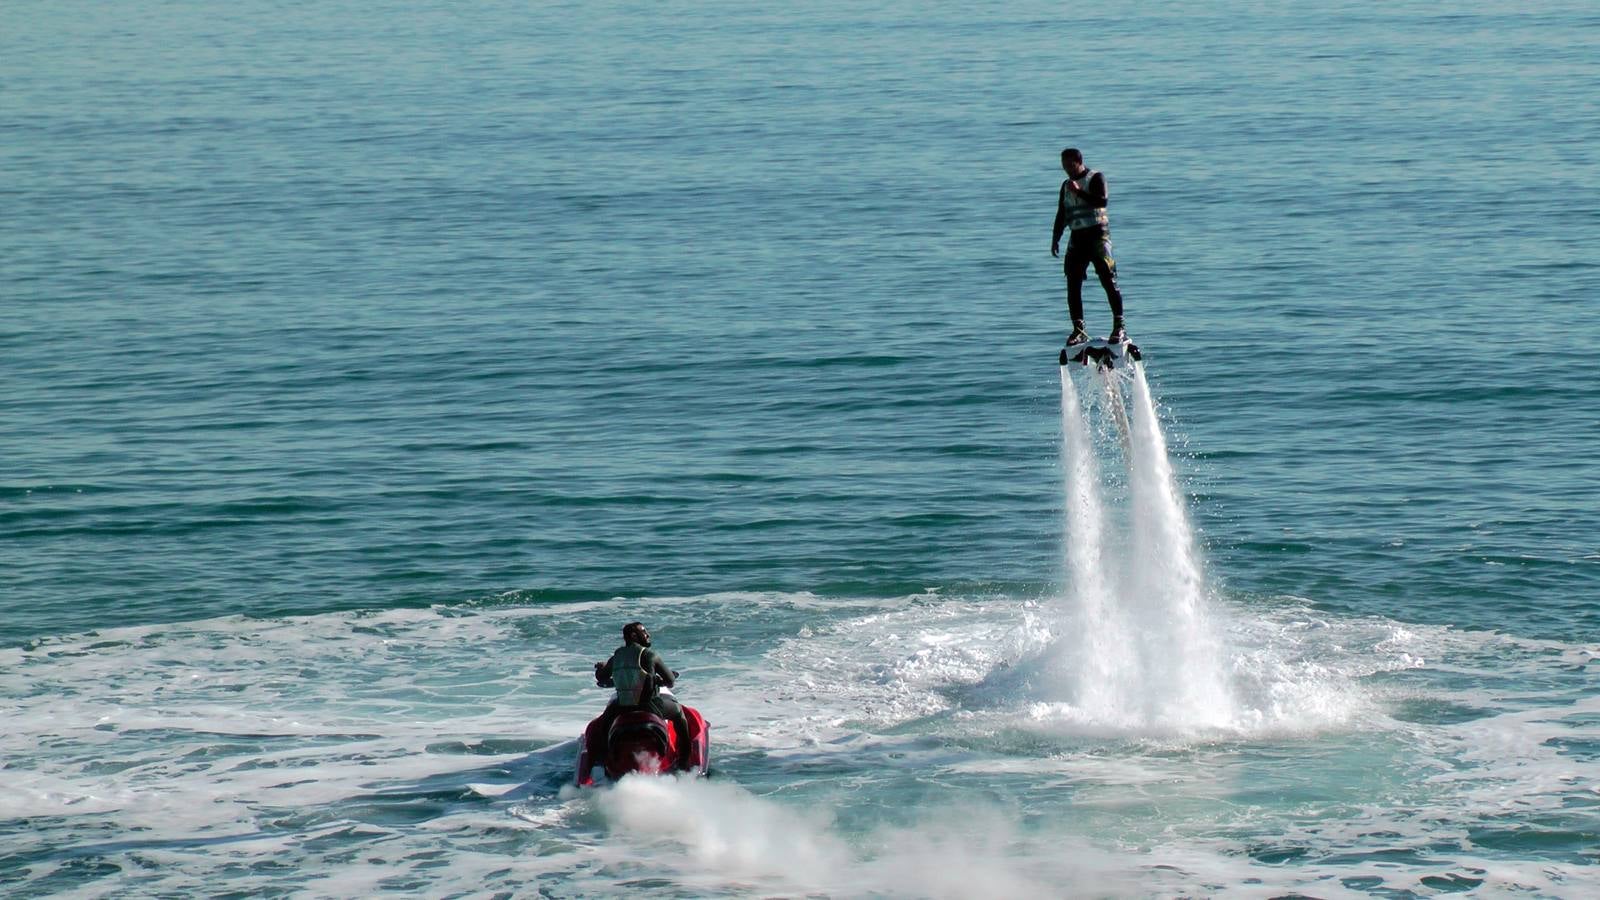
<box><xmin>575</xmin><ymin>688</ymin><xmax>710</xmax><ymax>786</ymax></box>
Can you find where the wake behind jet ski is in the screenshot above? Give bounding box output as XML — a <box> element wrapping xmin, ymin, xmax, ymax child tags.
<box><xmin>1059</xmin><ymin>335</ymin><xmax>1141</xmax><ymax>369</ymax></box>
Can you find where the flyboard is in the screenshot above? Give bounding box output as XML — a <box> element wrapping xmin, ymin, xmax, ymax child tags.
<box><xmin>1058</xmin><ymin>336</ymin><xmax>1140</xmax><ymax>369</ymax></box>
<box><xmin>1059</xmin><ymin>336</ymin><xmax>1140</xmax><ymax>450</ymax></box>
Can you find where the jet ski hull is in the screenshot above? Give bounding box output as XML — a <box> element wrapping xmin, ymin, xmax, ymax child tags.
<box><xmin>576</xmin><ymin>698</ymin><xmax>709</xmax><ymax>785</ymax></box>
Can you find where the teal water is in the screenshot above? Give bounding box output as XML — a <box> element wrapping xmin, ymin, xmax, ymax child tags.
<box><xmin>4</xmin><ymin>0</ymin><xmax>1599</xmax><ymax>895</ymax></box>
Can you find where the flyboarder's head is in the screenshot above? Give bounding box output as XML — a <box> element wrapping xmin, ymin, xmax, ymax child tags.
<box><xmin>622</xmin><ymin>621</ymin><xmax>651</xmax><ymax>648</ymax></box>
<box><xmin>1061</xmin><ymin>147</ymin><xmax>1086</xmax><ymax>176</ymax></box>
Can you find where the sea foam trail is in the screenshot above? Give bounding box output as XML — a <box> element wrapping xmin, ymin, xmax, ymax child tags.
<box><xmin>588</xmin><ymin>774</ymin><xmax>1106</xmax><ymax>898</ymax></box>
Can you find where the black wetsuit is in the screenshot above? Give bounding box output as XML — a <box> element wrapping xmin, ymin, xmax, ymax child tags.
<box><xmin>594</xmin><ymin>644</ymin><xmax>692</xmax><ymax>767</ymax></box>
<box><xmin>1052</xmin><ymin>172</ymin><xmax>1124</xmax><ymax>325</ymax></box>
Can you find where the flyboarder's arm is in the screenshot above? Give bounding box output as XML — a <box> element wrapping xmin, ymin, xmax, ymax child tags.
<box><xmin>1066</xmin><ymin>172</ymin><xmax>1108</xmax><ymax>208</ymax></box>
<box><xmin>1052</xmin><ymin>182</ymin><xmax>1069</xmax><ymax>254</ymax></box>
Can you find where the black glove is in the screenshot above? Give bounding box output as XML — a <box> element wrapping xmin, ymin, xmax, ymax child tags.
<box><xmin>593</xmin><ymin>662</ymin><xmax>612</xmax><ymax>687</ymax></box>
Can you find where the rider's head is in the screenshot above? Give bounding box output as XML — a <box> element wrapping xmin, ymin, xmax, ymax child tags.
<box><xmin>622</xmin><ymin>621</ymin><xmax>651</xmax><ymax>647</ymax></box>
<box><xmin>1061</xmin><ymin>147</ymin><xmax>1084</xmax><ymax>174</ymax></box>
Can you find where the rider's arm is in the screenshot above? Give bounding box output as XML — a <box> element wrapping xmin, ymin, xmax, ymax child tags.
<box><xmin>650</xmin><ymin>653</ymin><xmax>676</xmax><ymax>689</ymax></box>
<box><xmin>594</xmin><ymin>659</ymin><xmax>613</xmax><ymax>687</ymax></box>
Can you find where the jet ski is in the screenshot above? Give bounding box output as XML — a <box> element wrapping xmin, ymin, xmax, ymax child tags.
<box><xmin>575</xmin><ymin>688</ymin><xmax>710</xmax><ymax>786</ymax></box>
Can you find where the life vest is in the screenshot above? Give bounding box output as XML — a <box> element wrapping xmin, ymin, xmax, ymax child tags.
<box><xmin>609</xmin><ymin>644</ymin><xmax>654</xmax><ymax>706</ymax></box>
<box><xmin>1062</xmin><ymin>170</ymin><xmax>1109</xmax><ymax>232</ymax></box>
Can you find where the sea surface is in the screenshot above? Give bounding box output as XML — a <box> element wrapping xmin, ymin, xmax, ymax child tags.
<box><xmin>4</xmin><ymin>0</ymin><xmax>1599</xmax><ymax>896</ymax></box>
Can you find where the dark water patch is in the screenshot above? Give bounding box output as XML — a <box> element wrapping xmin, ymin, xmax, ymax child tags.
<box><xmin>729</xmin><ymin>443</ymin><xmax>833</xmax><ymax>457</ymax></box>
<box><xmin>113</xmin><ymin>728</ymin><xmax>386</xmax><ymax>744</ymax></box>
<box><xmin>335</xmin><ymin>792</ymin><xmax>478</xmax><ymax>827</ymax></box>
<box><xmin>36</xmin><ymin>830</ymin><xmax>278</xmax><ymax>860</ymax></box>
<box><xmin>807</xmin><ymin>578</ymin><xmax>1053</xmax><ymax>602</ymax></box>
<box><xmin>698</xmin><ymin>516</ymin><xmax>816</xmax><ymax>533</ymax></box>
<box><xmin>1319</xmin><ymin>846</ymin><xmax>1450</xmax><ymax>868</ymax></box>
<box><xmin>465</xmin><ymin>588</ymin><xmax>617</xmax><ymax>608</ymax></box>
<box><xmin>1</xmin><ymin>495</ymin><xmax>350</xmax><ymax>536</ymax></box>
<box><xmin>425</xmin><ymin>738</ymin><xmax>552</xmax><ymax>756</ymax></box>
<box><xmin>1246</xmin><ymin>843</ymin><xmax>1312</xmax><ymax>865</ymax></box>
<box><xmin>1420</xmin><ymin>872</ymin><xmax>1486</xmax><ymax>892</ymax></box>
<box><xmin>1229</xmin><ymin>540</ymin><xmax>1317</xmax><ymax>555</ymax></box>
<box><xmin>1187</xmin><ymin>448</ymin><xmax>1266</xmax><ymax>462</ymax></box>
<box><xmin>1466</xmin><ymin>821</ymin><xmax>1600</xmax><ymax>860</ymax></box>
<box><xmin>392</xmin><ymin>439</ymin><xmax>530</xmax><ymax>452</ymax></box>
<box><xmin>82</xmin><ymin>758</ymin><xmax>149</xmax><ymax>776</ymax></box>
<box><xmin>289</xmin><ymin>822</ymin><xmax>401</xmax><ymax>847</ymax></box>
<box><xmin>370</xmin><ymin>567</ymin><xmax>449</xmax><ymax>582</ymax></box>
<box><xmin>789</xmin><ymin>354</ymin><xmax>917</xmax><ymax>369</ymax></box>
<box><xmin>882</xmin><ymin>511</ymin><xmax>995</xmax><ymax>527</ymax></box>
<box><xmin>1543</xmin><ymin>736</ymin><xmax>1600</xmax><ymax>762</ymax></box>
<box><xmin>5</xmin><ymin>517</ymin><xmax>340</xmax><ymax>541</ymax></box>
<box><xmin>213</xmin><ymin>888</ymin><xmax>295</xmax><ymax>900</ymax></box>
<box><xmin>694</xmin><ymin>471</ymin><xmax>787</xmax><ymax>485</ymax></box>
<box><xmin>1386</xmin><ymin>698</ymin><xmax>1493</xmax><ymax>725</ymax></box>
<box><xmin>0</xmin><ymin>482</ymin><xmax>124</xmax><ymax>499</ymax></box>
<box><xmin>925</xmin><ymin>442</ymin><xmax>1018</xmax><ymax>457</ymax></box>
<box><xmin>2</xmin><ymin>856</ymin><xmax>125</xmax><ymax>893</ymax></box>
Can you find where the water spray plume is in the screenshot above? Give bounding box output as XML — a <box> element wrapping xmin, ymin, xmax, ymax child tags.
<box><xmin>1052</xmin><ymin>361</ymin><xmax>1237</xmax><ymax>734</ymax></box>
<box><xmin>1057</xmin><ymin>366</ymin><xmax>1128</xmax><ymax>721</ymax></box>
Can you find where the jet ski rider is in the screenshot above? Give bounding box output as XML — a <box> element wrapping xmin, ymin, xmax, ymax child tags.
<box><xmin>593</xmin><ymin>621</ymin><xmax>693</xmax><ymax>771</ymax></box>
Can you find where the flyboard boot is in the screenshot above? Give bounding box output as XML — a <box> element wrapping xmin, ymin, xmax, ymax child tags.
<box><xmin>1060</xmin><ymin>322</ymin><xmax>1141</xmax><ymax>369</ymax></box>
<box><xmin>1060</xmin><ymin>321</ymin><xmax>1090</xmax><ymax>366</ymax></box>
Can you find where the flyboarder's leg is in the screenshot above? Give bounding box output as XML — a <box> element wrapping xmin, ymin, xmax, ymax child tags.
<box><xmin>1090</xmin><ymin>253</ymin><xmax>1122</xmax><ymax>320</ymax></box>
<box><xmin>1065</xmin><ymin>242</ymin><xmax>1089</xmax><ymax>345</ymax></box>
<box><xmin>1084</xmin><ymin>230</ymin><xmax>1126</xmax><ymax>341</ymax></box>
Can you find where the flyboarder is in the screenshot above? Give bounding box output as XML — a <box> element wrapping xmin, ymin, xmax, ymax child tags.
<box><xmin>1051</xmin><ymin>148</ymin><xmax>1126</xmax><ymax>346</ymax></box>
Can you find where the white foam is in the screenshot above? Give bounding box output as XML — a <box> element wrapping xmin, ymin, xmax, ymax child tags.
<box><xmin>591</xmin><ymin>774</ymin><xmax>1109</xmax><ymax>898</ymax></box>
<box><xmin>7</xmin><ymin>595</ymin><xmax>1600</xmax><ymax>896</ymax></box>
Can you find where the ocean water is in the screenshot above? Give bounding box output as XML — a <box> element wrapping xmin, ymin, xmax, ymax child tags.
<box><xmin>4</xmin><ymin>0</ymin><xmax>1599</xmax><ymax>895</ymax></box>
